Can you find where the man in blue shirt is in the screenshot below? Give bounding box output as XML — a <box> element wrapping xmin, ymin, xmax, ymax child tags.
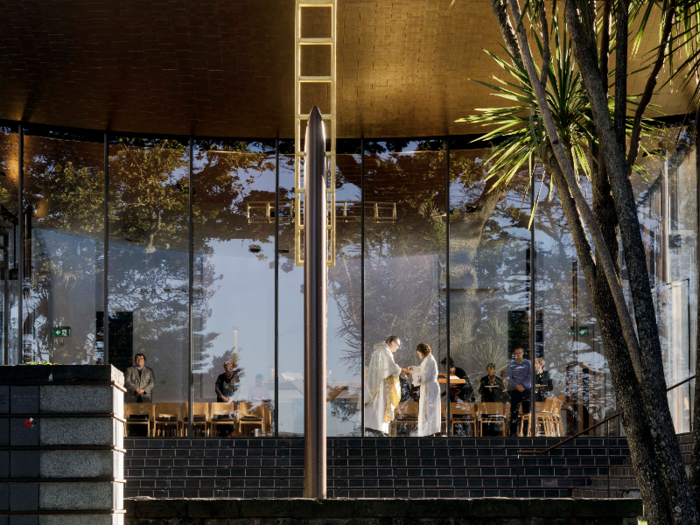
<box><xmin>507</xmin><ymin>346</ymin><xmax>531</xmax><ymax>436</ymax></box>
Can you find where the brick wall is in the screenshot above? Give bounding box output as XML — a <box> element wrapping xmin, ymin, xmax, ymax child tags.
<box><xmin>124</xmin><ymin>436</ymin><xmax>630</xmax><ymax>499</ymax></box>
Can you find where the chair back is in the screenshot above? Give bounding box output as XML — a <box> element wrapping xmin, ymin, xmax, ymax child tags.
<box><xmin>541</xmin><ymin>396</ymin><xmax>555</xmax><ymax>414</ymax></box>
<box><xmin>181</xmin><ymin>402</ymin><xmax>209</xmax><ymax>420</ymax></box>
<box><xmin>478</xmin><ymin>402</ymin><xmax>505</xmax><ymax>416</ymax></box>
<box><xmin>154</xmin><ymin>402</ymin><xmax>182</xmax><ymax>422</ymax></box>
<box><xmin>451</xmin><ymin>402</ymin><xmax>475</xmax><ymax>416</ymax></box>
<box><xmin>125</xmin><ymin>403</ymin><xmax>153</xmax><ymax>419</ymax></box>
<box><xmin>210</xmin><ymin>402</ymin><xmax>235</xmax><ymax>419</ymax></box>
<box><xmin>551</xmin><ymin>398</ymin><xmax>563</xmax><ymax>414</ymax></box>
<box><xmin>395</xmin><ymin>401</ymin><xmax>419</xmax><ymax>418</ymax></box>
<box><xmin>558</xmin><ymin>394</ymin><xmax>565</xmax><ymax>402</ymax></box>
<box><xmin>237</xmin><ymin>401</ymin><xmax>251</xmax><ymax>418</ymax></box>
<box><xmin>238</xmin><ymin>401</ymin><xmax>264</xmax><ymax>419</ymax></box>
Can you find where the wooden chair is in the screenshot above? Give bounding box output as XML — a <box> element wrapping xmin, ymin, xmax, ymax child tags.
<box><xmin>520</xmin><ymin>398</ymin><xmax>555</xmax><ymax>436</ymax></box>
<box><xmin>153</xmin><ymin>402</ymin><xmax>183</xmax><ymax>437</ymax></box>
<box><xmin>518</xmin><ymin>400</ymin><xmax>546</xmax><ymax>437</ymax></box>
<box><xmin>124</xmin><ymin>403</ymin><xmax>153</xmax><ymax>437</ymax></box>
<box><xmin>391</xmin><ymin>401</ymin><xmax>419</xmax><ymax>436</ymax></box>
<box><xmin>209</xmin><ymin>402</ymin><xmax>237</xmax><ymax>437</ymax></box>
<box><xmin>237</xmin><ymin>401</ymin><xmax>267</xmax><ymax>436</ymax></box>
<box><xmin>477</xmin><ymin>402</ymin><xmax>508</xmax><ymax>437</ymax></box>
<box><xmin>451</xmin><ymin>402</ymin><xmax>477</xmax><ymax>436</ymax></box>
<box><xmin>181</xmin><ymin>402</ymin><xmax>209</xmax><ymax>437</ymax></box>
<box><xmin>551</xmin><ymin>397</ymin><xmax>564</xmax><ymax>437</ymax></box>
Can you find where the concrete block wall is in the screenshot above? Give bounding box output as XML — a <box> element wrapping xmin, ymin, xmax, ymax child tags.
<box><xmin>0</xmin><ymin>365</ymin><xmax>125</xmax><ymax>525</ymax></box>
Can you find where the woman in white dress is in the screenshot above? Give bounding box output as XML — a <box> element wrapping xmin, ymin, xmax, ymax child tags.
<box><xmin>408</xmin><ymin>343</ymin><xmax>441</xmax><ymax>436</ymax></box>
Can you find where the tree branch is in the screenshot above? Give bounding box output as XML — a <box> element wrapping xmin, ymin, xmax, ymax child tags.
<box><xmin>627</xmin><ymin>1</ymin><xmax>677</xmax><ymax>167</ymax></box>
<box><xmin>599</xmin><ymin>0</ymin><xmax>612</xmax><ymax>90</ymax></box>
<box><xmin>506</xmin><ymin>0</ymin><xmax>645</xmax><ymax>384</ymax></box>
<box><xmin>538</xmin><ymin>2</ymin><xmax>550</xmax><ymax>89</ymax></box>
<box><xmin>490</xmin><ymin>0</ymin><xmax>523</xmax><ymax>69</ymax></box>
<box><xmin>615</xmin><ymin>0</ymin><xmax>628</xmax><ymax>148</ymax></box>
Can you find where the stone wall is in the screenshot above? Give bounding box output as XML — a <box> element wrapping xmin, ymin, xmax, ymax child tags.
<box><xmin>125</xmin><ymin>498</ymin><xmax>643</xmax><ymax>525</ymax></box>
<box><xmin>0</xmin><ymin>365</ymin><xmax>125</xmax><ymax>525</ymax></box>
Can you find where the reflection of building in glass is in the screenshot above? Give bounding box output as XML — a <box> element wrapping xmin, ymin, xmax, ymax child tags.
<box><xmin>0</xmin><ymin>128</ymin><xmax>696</xmax><ymax>437</ymax></box>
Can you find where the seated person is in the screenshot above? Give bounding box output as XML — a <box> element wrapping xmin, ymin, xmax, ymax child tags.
<box><xmin>535</xmin><ymin>358</ymin><xmax>554</xmax><ymax>401</ymax></box>
<box><xmin>478</xmin><ymin>363</ymin><xmax>506</xmax><ymax>402</ymax></box>
<box><xmin>215</xmin><ymin>360</ymin><xmax>240</xmax><ymax>403</ymax></box>
<box><xmin>439</xmin><ymin>357</ymin><xmax>475</xmax><ymax>402</ymax></box>
<box><xmin>248</xmin><ymin>374</ymin><xmax>270</xmax><ymax>404</ymax></box>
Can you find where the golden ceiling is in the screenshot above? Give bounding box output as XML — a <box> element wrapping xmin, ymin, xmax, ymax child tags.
<box><xmin>0</xmin><ymin>0</ymin><xmax>693</xmax><ymax>138</ymax></box>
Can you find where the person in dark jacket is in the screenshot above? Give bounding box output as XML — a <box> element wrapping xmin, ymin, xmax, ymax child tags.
<box><xmin>507</xmin><ymin>346</ymin><xmax>531</xmax><ymax>436</ymax></box>
<box><xmin>535</xmin><ymin>358</ymin><xmax>554</xmax><ymax>402</ymax></box>
<box><xmin>124</xmin><ymin>354</ymin><xmax>155</xmax><ymax>403</ymax></box>
<box><xmin>440</xmin><ymin>357</ymin><xmax>475</xmax><ymax>402</ymax></box>
<box><xmin>478</xmin><ymin>363</ymin><xmax>506</xmax><ymax>402</ymax></box>
<box><xmin>215</xmin><ymin>360</ymin><xmax>241</xmax><ymax>403</ymax></box>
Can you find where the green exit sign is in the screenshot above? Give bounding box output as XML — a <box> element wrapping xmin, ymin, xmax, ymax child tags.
<box><xmin>569</xmin><ymin>327</ymin><xmax>589</xmax><ymax>337</ymax></box>
<box><xmin>52</xmin><ymin>328</ymin><xmax>70</xmax><ymax>337</ymax></box>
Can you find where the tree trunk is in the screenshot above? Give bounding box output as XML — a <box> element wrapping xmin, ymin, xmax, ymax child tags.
<box><xmin>546</xmin><ymin>147</ymin><xmax>672</xmax><ymax>523</ymax></box>
<box><xmin>565</xmin><ymin>2</ymin><xmax>697</xmax><ymax>522</ymax></box>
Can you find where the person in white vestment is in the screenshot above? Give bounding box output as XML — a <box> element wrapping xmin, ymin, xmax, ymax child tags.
<box><xmin>364</xmin><ymin>335</ymin><xmax>408</xmax><ymax>436</ymax></box>
<box><xmin>407</xmin><ymin>343</ymin><xmax>441</xmax><ymax>437</ymax></box>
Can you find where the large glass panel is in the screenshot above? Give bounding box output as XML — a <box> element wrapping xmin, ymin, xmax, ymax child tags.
<box><xmin>448</xmin><ymin>146</ymin><xmax>531</xmax><ymax>437</ymax></box>
<box><xmin>327</xmin><ymin>140</ymin><xmax>362</xmax><ymax>436</ymax></box>
<box><xmin>108</xmin><ymin>136</ymin><xmax>189</xmax><ymax>406</ymax></box>
<box><xmin>363</xmin><ymin>139</ymin><xmax>446</xmax><ymax>437</ymax></box>
<box><xmin>0</xmin><ymin>124</ymin><xmax>19</xmax><ymax>364</ymax></box>
<box><xmin>22</xmin><ymin>127</ymin><xmax>104</xmax><ymax>365</ymax></box>
<box><xmin>534</xmin><ymin>175</ymin><xmax>612</xmax><ymax>436</ymax></box>
<box><xmin>277</xmin><ymin>140</ymin><xmax>304</xmax><ymax>436</ymax></box>
<box><xmin>192</xmin><ymin>138</ymin><xmax>276</xmax><ymax>436</ymax></box>
<box><xmin>634</xmin><ymin>130</ymin><xmax>697</xmax><ymax>433</ymax></box>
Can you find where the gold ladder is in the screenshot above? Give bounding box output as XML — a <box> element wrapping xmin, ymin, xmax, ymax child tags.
<box><xmin>294</xmin><ymin>0</ymin><xmax>336</xmax><ymax>266</ymax></box>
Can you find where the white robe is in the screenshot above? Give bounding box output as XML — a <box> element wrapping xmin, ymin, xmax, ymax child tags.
<box><xmin>412</xmin><ymin>354</ymin><xmax>441</xmax><ymax>436</ymax></box>
<box><xmin>364</xmin><ymin>342</ymin><xmax>402</xmax><ymax>434</ymax></box>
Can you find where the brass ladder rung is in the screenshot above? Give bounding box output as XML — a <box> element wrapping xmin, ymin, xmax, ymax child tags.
<box><xmin>299</xmin><ymin>38</ymin><xmax>333</xmax><ymax>44</ymax></box>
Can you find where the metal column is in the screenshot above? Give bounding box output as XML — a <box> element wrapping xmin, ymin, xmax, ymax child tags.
<box><xmin>17</xmin><ymin>123</ymin><xmax>22</xmax><ymax>364</ymax></box>
<box><xmin>103</xmin><ymin>133</ymin><xmax>109</xmax><ymax>365</ymax></box>
<box><xmin>529</xmin><ymin>165</ymin><xmax>537</xmax><ymax>436</ymax></box>
<box><xmin>304</xmin><ymin>107</ymin><xmax>327</xmax><ymax>499</ymax></box>
<box><xmin>187</xmin><ymin>138</ymin><xmax>194</xmax><ymax>438</ymax></box>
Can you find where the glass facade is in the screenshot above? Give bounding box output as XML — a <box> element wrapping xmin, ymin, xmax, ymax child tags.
<box><xmin>0</xmin><ymin>122</ymin><xmax>696</xmax><ymax>438</ymax></box>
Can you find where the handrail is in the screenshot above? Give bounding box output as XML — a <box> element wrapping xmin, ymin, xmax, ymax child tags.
<box><xmin>518</xmin><ymin>374</ymin><xmax>695</xmax><ymax>455</ymax></box>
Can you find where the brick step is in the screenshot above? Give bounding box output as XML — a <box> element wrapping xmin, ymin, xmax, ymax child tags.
<box><xmin>588</xmin><ymin>476</ymin><xmax>638</xmax><ymax>488</ymax></box>
<box><xmin>123</xmin><ymin>437</ymin><xmax>632</xmax><ymax>499</ymax></box>
<box><xmin>125</xmin><ymin>464</ymin><xmax>615</xmax><ymax>475</ymax></box>
<box><xmin>572</xmin><ymin>488</ymin><xmax>640</xmax><ymax>499</ymax></box>
<box><xmin>125</xmin><ymin>487</ymin><xmax>575</xmax><ymax>499</ymax></box>
<box><xmin>124</xmin><ymin>475</ymin><xmax>598</xmax><ymax>486</ymax></box>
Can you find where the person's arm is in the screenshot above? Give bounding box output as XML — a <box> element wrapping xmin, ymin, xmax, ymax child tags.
<box><xmin>143</xmin><ymin>368</ymin><xmax>155</xmax><ymax>395</ymax></box>
<box><xmin>124</xmin><ymin>368</ymin><xmax>136</xmax><ymax>394</ymax></box>
<box><xmin>523</xmin><ymin>362</ymin><xmax>532</xmax><ymax>390</ymax></box>
<box><xmin>388</xmin><ymin>352</ymin><xmax>402</xmax><ymax>378</ymax></box>
<box><xmin>422</xmin><ymin>357</ymin><xmax>438</xmax><ymax>383</ymax></box>
<box><xmin>506</xmin><ymin>364</ymin><xmax>515</xmax><ymax>388</ymax></box>
<box><xmin>215</xmin><ymin>376</ymin><xmax>225</xmax><ymax>399</ymax></box>
<box><xmin>545</xmin><ymin>372</ymin><xmax>553</xmax><ymax>392</ymax></box>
